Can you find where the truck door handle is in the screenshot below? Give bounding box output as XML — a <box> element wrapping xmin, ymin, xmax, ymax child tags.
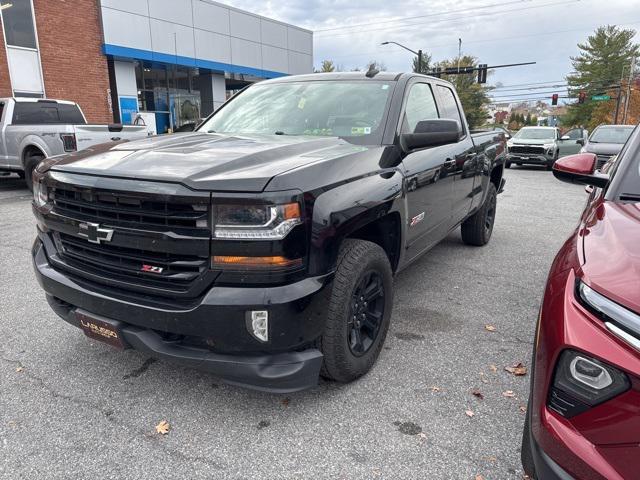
<box><xmin>111</xmin><ymin>136</ymin><xmax>121</xmax><ymax>141</ymax></box>
<box><xmin>444</xmin><ymin>158</ymin><xmax>456</xmax><ymax>167</ymax></box>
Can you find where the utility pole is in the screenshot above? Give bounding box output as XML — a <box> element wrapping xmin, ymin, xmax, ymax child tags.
<box><xmin>457</xmin><ymin>38</ymin><xmax>462</xmax><ymax>73</ymax></box>
<box><xmin>614</xmin><ymin>65</ymin><xmax>627</xmax><ymax>124</ymax></box>
<box><xmin>417</xmin><ymin>49</ymin><xmax>423</xmax><ymax>73</ymax></box>
<box><xmin>622</xmin><ymin>56</ymin><xmax>635</xmax><ymax>124</ymax></box>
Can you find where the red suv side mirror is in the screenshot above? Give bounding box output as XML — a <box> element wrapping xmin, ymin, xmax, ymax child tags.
<box><xmin>552</xmin><ymin>153</ymin><xmax>609</xmax><ymax>188</ymax></box>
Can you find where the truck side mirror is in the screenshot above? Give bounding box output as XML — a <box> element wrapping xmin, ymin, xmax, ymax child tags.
<box><xmin>576</xmin><ymin>138</ymin><xmax>584</xmax><ymax>146</ymax></box>
<box><xmin>400</xmin><ymin>119</ymin><xmax>460</xmax><ymax>152</ymax></box>
<box><xmin>560</xmin><ymin>135</ymin><xmax>570</xmax><ymax>141</ymax></box>
<box><xmin>552</xmin><ymin>153</ymin><xmax>609</xmax><ymax>188</ymax></box>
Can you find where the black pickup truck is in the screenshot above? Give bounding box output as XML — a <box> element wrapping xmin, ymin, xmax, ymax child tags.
<box><xmin>31</xmin><ymin>72</ymin><xmax>506</xmax><ymax>392</ymax></box>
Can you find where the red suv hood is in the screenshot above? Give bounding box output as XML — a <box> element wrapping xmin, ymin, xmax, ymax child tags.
<box><xmin>581</xmin><ymin>199</ymin><xmax>640</xmax><ymax>314</ymax></box>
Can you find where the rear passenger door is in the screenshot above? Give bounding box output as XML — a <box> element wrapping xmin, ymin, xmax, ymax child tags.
<box><xmin>400</xmin><ymin>80</ymin><xmax>456</xmax><ymax>261</ymax></box>
<box><xmin>558</xmin><ymin>128</ymin><xmax>584</xmax><ymax>157</ymax></box>
<box><xmin>434</xmin><ymin>85</ymin><xmax>477</xmax><ymax>224</ymax></box>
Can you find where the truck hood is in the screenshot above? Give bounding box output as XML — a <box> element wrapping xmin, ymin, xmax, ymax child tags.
<box><xmin>584</xmin><ymin>142</ymin><xmax>624</xmax><ymax>156</ymax></box>
<box><xmin>581</xmin><ymin>200</ymin><xmax>640</xmax><ymax>315</ymax></box>
<box><xmin>46</xmin><ymin>132</ymin><xmax>370</xmax><ymax>192</ymax></box>
<box><xmin>509</xmin><ymin>138</ymin><xmax>554</xmax><ymax>146</ymax></box>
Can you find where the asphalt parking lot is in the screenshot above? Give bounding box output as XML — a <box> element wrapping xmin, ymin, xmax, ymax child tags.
<box><xmin>0</xmin><ymin>168</ymin><xmax>586</xmax><ymax>480</ymax></box>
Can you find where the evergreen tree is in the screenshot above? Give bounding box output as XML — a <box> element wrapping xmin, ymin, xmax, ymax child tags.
<box><xmin>319</xmin><ymin>60</ymin><xmax>336</xmax><ymax>73</ymax></box>
<box><xmin>412</xmin><ymin>51</ymin><xmax>432</xmax><ymax>74</ymax></box>
<box><xmin>565</xmin><ymin>25</ymin><xmax>639</xmax><ymax>128</ymax></box>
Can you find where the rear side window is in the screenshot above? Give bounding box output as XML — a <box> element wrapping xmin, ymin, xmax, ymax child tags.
<box><xmin>57</xmin><ymin>104</ymin><xmax>85</xmax><ymax>124</ymax></box>
<box><xmin>403</xmin><ymin>83</ymin><xmax>439</xmax><ymax>133</ymax></box>
<box><xmin>436</xmin><ymin>86</ymin><xmax>465</xmax><ymax>133</ymax></box>
<box><xmin>11</xmin><ymin>102</ymin><xmax>85</xmax><ymax>125</ymax></box>
<box><xmin>0</xmin><ymin>102</ymin><xmax>4</xmax><ymax>122</ymax></box>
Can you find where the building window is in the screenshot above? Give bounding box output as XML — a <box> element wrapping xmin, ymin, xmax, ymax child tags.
<box><xmin>1</xmin><ymin>0</ymin><xmax>37</xmax><ymax>49</ymax></box>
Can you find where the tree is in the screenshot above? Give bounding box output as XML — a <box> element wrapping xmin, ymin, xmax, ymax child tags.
<box><xmin>525</xmin><ymin>113</ymin><xmax>531</xmax><ymax>125</ymax></box>
<box><xmin>530</xmin><ymin>115</ymin><xmax>538</xmax><ymax>126</ymax></box>
<box><xmin>412</xmin><ymin>51</ymin><xmax>432</xmax><ymax>74</ymax></box>
<box><xmin>564</xmin><ymin>25</ymin><xmax>639</xmax><ymax>129</ymax></box>
<box><xmin>436</xmin><ymin>55</ymin><xmax>492</xmax><ymax>129</ymax></box>
<box><xmin>319</xmin><ymin>60</ymin><xmax>336</xmax><ymax>73</ymax></box>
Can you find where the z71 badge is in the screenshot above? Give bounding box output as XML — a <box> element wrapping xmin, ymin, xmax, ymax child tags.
<box><xmin>141</xmin><ymin>264</ymin><xmax>164</xmax><ymax>273</ymax></box>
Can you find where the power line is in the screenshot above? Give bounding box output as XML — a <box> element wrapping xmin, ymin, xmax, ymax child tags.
<box><xmin>314</xmin><ymin>0</ymin><xmax>529</xmax><ymax>33</ymax></box>
<box><xmin>315</xmin><ymin>0</ymin><xmax>579</xmax><ymax>38</ymax></box>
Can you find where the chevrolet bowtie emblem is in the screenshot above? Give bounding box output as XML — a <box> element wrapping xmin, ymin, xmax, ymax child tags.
<box><xmin>78</xmin><ymin>222</ymin><xmax>114</xmax><ymax>244</ymax></box>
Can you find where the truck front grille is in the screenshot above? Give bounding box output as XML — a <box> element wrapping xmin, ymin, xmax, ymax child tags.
<box><xmin>55</xmin><ymin>233</ymin><xmax>209</xmax><ymax>292</ymax></box>
<box><xmin>596</xmin><ymin>154</ymin><xmax>612</xmax><ymax>169</ymax></box>
<box><xmin>51</xmin><ymin>185</ymin><xmax>209</xmax><ymax>231</ymax></box>
<box><xmin>510</xmin><ymin>145</ymin><xmax>545</xmax><ymax>155</ymax></box>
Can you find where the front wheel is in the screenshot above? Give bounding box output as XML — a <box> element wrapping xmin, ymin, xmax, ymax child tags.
<box><xmin>461</xmin><ymin>183</ymin><xmax>497</xmax><ymax>246</ymax></box>
<box><xmin>320</xmin><ymin>239</ymin><xmax>393</xmax><ymax>383</ymax></box>
<box><xmin>23</xmin><ymin>152</ymin><xmax>45</xmax><ymax>192</ymax></box>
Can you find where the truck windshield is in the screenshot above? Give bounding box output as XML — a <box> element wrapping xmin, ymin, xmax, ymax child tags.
<box><xmin>200</xmin><ymin>80</ymin><xmax>393</xmax><ymax>143</ymax></box>
<box><xmin>590</xmin><ymin>126</ymin><xmax>634</xmax><ymax>144</ymax></box>
<box><xmin>514</xmin><ymin>128</ymin><xmax>555</xmax><ymax>140</ymax></box>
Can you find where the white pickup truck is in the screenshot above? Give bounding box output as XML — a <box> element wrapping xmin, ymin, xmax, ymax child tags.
<box><xmin>0</xmin><ymin>97</ymin><xmax>149</xmax><ymax>189</ymax></box>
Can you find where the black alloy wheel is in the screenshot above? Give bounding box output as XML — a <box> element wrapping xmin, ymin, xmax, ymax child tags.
<box><xmin>348</xmin><ymin>270</ymin><xmax>385</xmax><ymax>356</ymax></box>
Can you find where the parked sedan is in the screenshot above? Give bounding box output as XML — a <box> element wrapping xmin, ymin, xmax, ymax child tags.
<box><xmin>521</xmin><ymin>129</ymin><xmax>640</xmax><ymax>479</ymax></box>
<box><xmin>581</xmin><ymin>124</ymin><xmax>635</xmax><ymax>169</ymax></box>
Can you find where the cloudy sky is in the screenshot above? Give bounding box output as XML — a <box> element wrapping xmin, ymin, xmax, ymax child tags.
<box><xmin>224</xmin><ymin>0</ymin><xmax>640</xmax><ymax>103</ymax></box>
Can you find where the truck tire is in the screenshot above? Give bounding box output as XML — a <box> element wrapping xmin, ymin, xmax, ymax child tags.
<box><xmin>23</xmin><ymin>150</ymin><xmax>45</xmax><ymax>192</ymax></box>
<box><xmin>461</xmin><ymin>183</ymin><xmax>497</xmax><ymax>246</ymax></box>
<box><xmin>320</xmin><ymin>239</ymin><xmax>393</xmax><ymax>383</ymax></box>
<box><xmin>505</xmin><ymin>161</ymin><xmax>511</xmax><ymax>169</ymax></box>
<box><xmin>521</xmin><ymin>402</ymin><xmax>536</xmax><ymax>478</ymax></box>
<box><xmin>546</xmin><ymin>151</ymin><xmax>559</xmax><ymax>171</ymax></box>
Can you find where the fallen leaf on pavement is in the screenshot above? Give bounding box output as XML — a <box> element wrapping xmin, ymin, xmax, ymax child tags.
<box><xmin>431</xmin><ymin>386</ymin><xmax>441</xmax><ymax>392</ymax></box>
<box><xmin>155</xmin><ymin>420</ymin><xmax>170</xmax><ymax>435</ymax></box>
<box><xmin>281</xmin><ymin>398</ymin><xmax>290</xmax><ymax>407</ymax></box>
<box><xmin>15</xmin><ymin>367</ymin><xmax>23</xmax><ymax>373</ymax></box>
<box><xmin>484</xmin><ymin>324</ymin><xmax>496</xmax><ymax>332</ymax></box>
<box><xmin>520</xmin><ymin>405</ymin><xmax>527</xmax><ymax>413</ymax></box>
<box><xmin>417</xmin><ymin>432</ymin><xmax>427</xmax><ymax>442</ymax></box>
<box><xmin>479</xmin><ymin>372</ymin><xmax>489</xmax><ymax>384</ymax></box>
<box><xmin>505</xmin><ymin>362</ymin><xmax>527</xmax><ymax>376</ymax></box>
<box><xmin>489</xmin><ymin>364</ymin><xmax>498</xmax><ymax>373</ymax></box>
<box><xmin>465</xmin><ymin>410</ymin><xmax>475</xmax><ymax>418</ymax></box>
<box><xmin>502</xmin><ymin>390</ymin><xmax>516</xmax><ymax>398</ymax></box>
<box><xmin>476</xmin><ymin>475</ymin><xmax>485</xmax><ymax>480</ymax></box>
<box><xmin>486</xmin><ymin>456</ymin><xmax>497</xmax><ymax>462</ymax></box>
<box><xmin>472</xmin><ymin>389</ymin><xmax>484</xmax><ymax>400</ymax></box>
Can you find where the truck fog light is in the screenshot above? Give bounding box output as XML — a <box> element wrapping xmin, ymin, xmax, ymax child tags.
<box><xmin>247</xmin><ymin>310</ymin><xmax>268</xmax><ymax>342</ymax></box>
<box><xmin>570</xmin><ymin>356</ymin><xmax>612</xmax><ymax>390</ymax></box>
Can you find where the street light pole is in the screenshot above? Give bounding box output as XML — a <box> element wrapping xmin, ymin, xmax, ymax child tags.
<box><xmin>381</xmin><ymin>41</ymin><xmax>421</xmax><ymax>73</ymax></box>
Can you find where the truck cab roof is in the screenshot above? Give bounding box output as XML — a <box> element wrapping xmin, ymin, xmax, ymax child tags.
<box><xmin>261</xmin><ymin>71</ymin><xmax>452</xmax><ymax>86</ymax></box>
<box><xmin>1</xmin><ymin>97</ymin><xmax>78</xmax><ymax>106</ymax></box>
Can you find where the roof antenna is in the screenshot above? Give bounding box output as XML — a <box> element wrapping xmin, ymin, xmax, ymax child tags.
<box><xmin>365</xmin><ymin>63</ymin><xmax>379</xmax><ymax>78</ymax></box>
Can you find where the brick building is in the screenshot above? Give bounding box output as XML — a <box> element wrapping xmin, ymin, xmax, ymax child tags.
<box><xmin>0</xmin><ymin>0</ymin><xmax>313</xmax><ymax>130</ymax></box>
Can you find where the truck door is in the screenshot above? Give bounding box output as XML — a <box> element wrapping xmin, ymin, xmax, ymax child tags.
<box><xmin>434</xmin><ymin>85</ymin><xmax>476</xmax><ymax>222</ymax></box>
<box><xmin>400</xmin><ymin>81</ymin><xmax>456</xmax><ymax>260</ymax></box>
<box><xmin>0</xmin><ymin>101</ymin><xmax>5</xmax><ymax>161</ymax></box>
<box><xmin>558</xmin><ymin>128</ymin><xmax>585</xmax><ymax>157</ymax></box>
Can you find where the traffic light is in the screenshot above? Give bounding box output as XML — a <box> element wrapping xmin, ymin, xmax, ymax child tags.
<box><xmin>477</xmin><ymin>64</ymin><xmax>488</xmax><ymax>84</ymax></box>
<box><xmin>578</xmin><ymin>91</ymin><xmax>586</xmax><ymax>104</ymax></box>
<box><xmin>551</xmin><ymin>94</ymin><xmax>558</xmax><ymax>106</ymax></box>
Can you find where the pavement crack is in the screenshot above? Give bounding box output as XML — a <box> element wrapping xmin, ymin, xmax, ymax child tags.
<box><xmin>122</xmin><ymin>357</ymin><xmax>157</xmax><ymax>380</ymax></box>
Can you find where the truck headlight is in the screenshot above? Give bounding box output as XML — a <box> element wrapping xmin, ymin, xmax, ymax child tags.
<box><xmin>213</xmin><ymin>202</ymin><xmax>302</xmax><ymax>240</ymax></box>
<box><xmin>33</xmin><ymin>176</ymin><xmax>49</xmax><ymax>208</ymax></box>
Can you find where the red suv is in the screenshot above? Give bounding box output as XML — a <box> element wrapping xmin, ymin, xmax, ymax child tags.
<box><xmin>522</xmin><ymin>127</ymin><xmax>640</xmax><ymax>480</ymax></box>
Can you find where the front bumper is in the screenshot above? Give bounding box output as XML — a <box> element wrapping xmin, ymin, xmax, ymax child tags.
<box><xmin>33</xmin><ymin>237</ymin><xmax>330</xmax><ymax>392</ymax></box>
<box><xmin>507</xmin><ymin>153</ymin><xmax>554</xmax><ymax>165</ymax></box>
<box><xmin>527</xmin><ymin>410</ymin><xmax>575</xmax><ymax>480</ymax></box>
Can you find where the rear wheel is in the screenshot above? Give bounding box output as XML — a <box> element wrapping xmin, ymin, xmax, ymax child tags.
<box><xmin>461</xmin><ymin>183</ymin><xmax>497</xmax><ymax>246</ymax></box>
<box><xmin>320</xmin><ymin>239</ymin><xmax>393</xmax><ymax>382</ymax></box>
<box><xmin>23</xmin><ymin>150</ymin><xmax>45</xmax><ymax>192</ymax></box>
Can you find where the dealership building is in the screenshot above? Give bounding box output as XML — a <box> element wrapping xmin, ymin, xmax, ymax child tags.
<box><xmin>0</xmin><ymin>0</ymin><xmax>313</xmax><ymax>131</ymax></box>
